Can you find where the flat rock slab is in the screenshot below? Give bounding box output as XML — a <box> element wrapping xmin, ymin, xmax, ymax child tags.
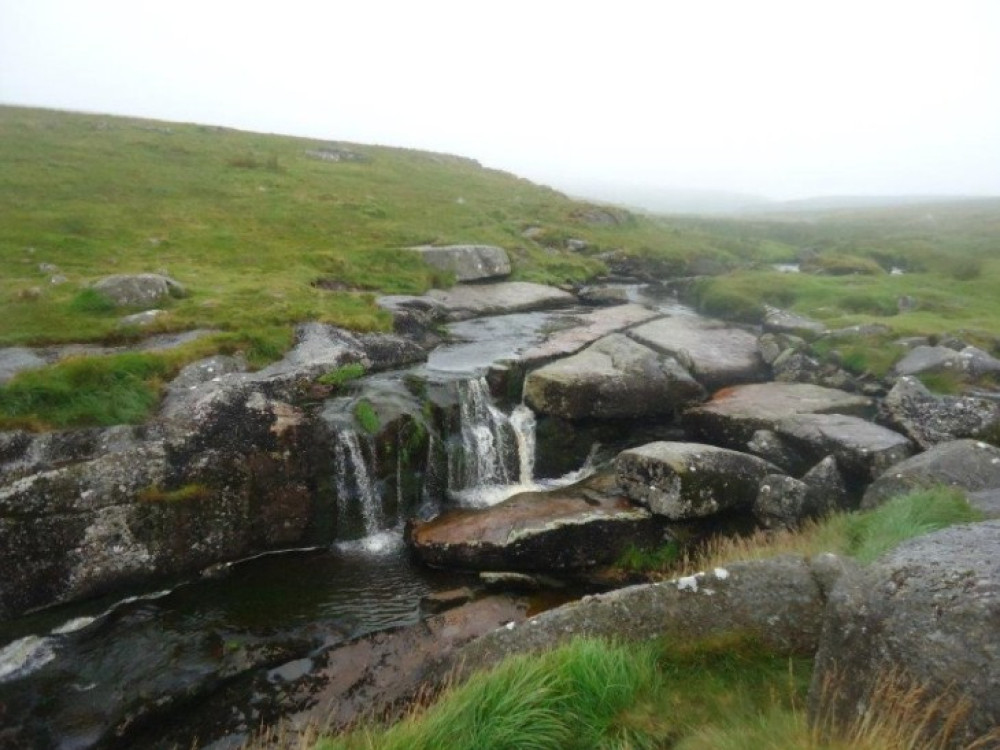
<box><xmin>517</xmin><ymin>303</ymin><xmax>662</xmax><ymax>368</ymax></box>
<box><xmin>811</xmin><ymin>522</ymin><xmax>1000</xmax><ymax>745</ymax></box>
<box><xmin>862</xmin><ymin>439</ymin><xmax>1000</xmax><ymax>509</ymax></box>
<box><xmin>409</xmin><ymin>472</ymin><xmax>664</xmax><ymax>571</ymax></box>
<box><xmin>771</xmin><ymin>413</ymin><xmax>914</xmax><ymax>482</ymax></box>
<box><xmin>763</xmin><ymin>307</ymin><xmax>826</xmax><ymax>337</ymax></box>
<box><xmin>411</xmin><ymin>244</ymin><xmax>512</xmax><ymax>282</ymax></box>
<box><xmin>615</xmin><ymin>441</ymin><xmax>781</xmax><ymax>519</ymax></box>
<box><xmin>427</xmin><ymin>282</ymin><xmax>576</xmax><ymax>321</ymax></box>
<box><xmin>628</xmin><ymin>315</ymin><xmax>767</xmax><ymax>390</ymax></box>
<box><xmin>522</xmin><ymin>334</ymin><xmax>705</xmax><ymax>420</ymax></box>
<box><xmin>683</xmin><ymin>382</ymin><xmax>872</xmax><ymax>450</ymax></box>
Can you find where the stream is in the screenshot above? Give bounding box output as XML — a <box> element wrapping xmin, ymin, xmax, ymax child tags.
<box><xmin>0</xmin><ymin>287</ymin><xmax>693</xmax><ymax>749</ymax></box>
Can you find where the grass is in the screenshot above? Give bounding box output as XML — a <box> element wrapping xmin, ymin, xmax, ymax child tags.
<box><xmin>318</xmin><ymin>363</ymin><xmax>366</xmax><ymax>388</ymax></box>
<box><xmin>138</xmin><ymin>483</ymin><xmax>213</xmax><ymax>503</ymax></box>
<box><xmin>353</xmin><ymin>400</ymin><xmax>380</xmax><ymax>435</ymax></box>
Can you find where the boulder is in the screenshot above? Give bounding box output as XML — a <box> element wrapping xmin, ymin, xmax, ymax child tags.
<box><xmin>762</xmin><ymin>306</ymin><xmax>826</xmax><ymax>337</ymax></box>
<box><xmin>411</xmin><ymin>244</ymin><xmax>511</xmax><ymax>282</ymax></box>
<box><xmin>92</xmin><ymin>273</ymin><xmax>186</xmax><ymax>307</ymax></box>
<box><xmin>770</xmin><ymin>413</ymin><xmax>914</xmax><ymax>483</ymax></box>
<box><xmin>614</xmin><ymin>441</ymin><xmax>781</xmax><ymax>519</ymax></box>
<box><xmin>446</xmin><ymin>555</ymin><xmax>856</xmax><ymax>680</ymax></box>
<box><xmin>892</xmin><ymin>345</ymin><xmax>963</xmax><ymax>377</ymax></box>
<box><xmin>683</xmin><ymin>382</ymin><xmax>872</xmax><ymax>450</ymax></box>
<box><xmin>409</xmin><ymin>472</ymin><xmax>666</xmax><ymax>572</ymax></box>
<box><xmin>956</xmin><ymin>345</ymin><xmax>1000</xmax><ymax>378</ymax></box>
<box><xmin>628</xmin><ymin>315</ymin><xmax>768</xmax><ymax>390</ymax></box>
<box><xmin>427</xmin><ymin>282</ymin><xmax>576</xmax><ymax>320</ymax></box>
<box><xmin>754</xmin><ymin>457</ymin><xmax>849</xmax><ymax>527</ymax></box>
<box><xmin>522</xmin><ymin>334</ymin><xmax>705</xmax><ymax>420</ymax></box>
<box><xmin>862</xmin><ymin>439</ymin><xmax>1000</xmax><ymax>509</ymax></box>
<box><xmin>967</xmin><ymin>489</ymin><xmax>1000</xmax><ymax>518</ymax></box>
<box><xmin>810</xmin><ymin>522</ymin><xmax>1000</xmax><ymax>746</ymax></box>
<box><xmin>879</xmin><ymin>376</ymin><xmax>1000</xmax><ymax>449</ymax></box>
<box><xmin>0</xmin><ymin>347</ymin><xmax>48</xmax><ymax>384</ymax></box>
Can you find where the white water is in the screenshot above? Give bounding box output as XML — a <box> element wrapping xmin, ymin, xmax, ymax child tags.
<box><xmin>449</xmin><ymin>377</ymin><xmax>515</xmax><ymax>491</ymax></box>
<box><xmin>333</xmin><ymin>429</ymin><xmax>385</xmax><ymax>537</ymax></box>
<box><xmin>0</xmin><ymin>634</ymin><xmax>56</xmax><ymax>683</ymax></box>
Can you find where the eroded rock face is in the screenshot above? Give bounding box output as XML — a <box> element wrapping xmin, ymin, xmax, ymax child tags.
<box><xmin>811</xmin><ymin>522</ymin><xmax>1000</xmax><ymax>746</ymax></box>
<box><xmin>427</xmin><ymin>282</ymin><xmax>576</xmax><ymax>321</ymax></box>
<box><xmin>522</xmin><ymin>334</ymin><xmax>705</xmax><ymax>420</ymax></box>
<box><xmin>879</xmin><ymin>376</ymin><xmax>1000</xmax><ymax>449</ymax></box>
<box><xmin>614</xmin><ymin>441</ymin><xmax>781</xmax><ymax>519</ymax></box>
<box><xmin>628</xmin><ymin>315</ymin><xmax>768</xmax><ymax>390</ymax></box>
<box><xmin>683</xmin><ymin>382</ymin><xmax>872</xmax><ymax>450</ymax></box>
<box><xmin>862</xmin><ymin>439</ymin><xmax>1000</xmax><ymax>509</ymax></box>
<box><xmin>92</xmin><ymin>273</ymin><xmax>186</xmax><ymax>307</ymax></box>
<box><xmin>409</xmin><ymin>472</ymin><xmax>667</xmax><ymax>572</ymax></box>
<box><xmin>411</xmin><ymin>244</ymin><xmax>512</xmax><ymax>281</ymax></box>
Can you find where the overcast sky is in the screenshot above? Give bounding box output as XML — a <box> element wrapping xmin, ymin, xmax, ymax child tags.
<box><xmin>2</xmin><ymin>0</ymin><xmax>999</xmax><ymax>202</ymax></box>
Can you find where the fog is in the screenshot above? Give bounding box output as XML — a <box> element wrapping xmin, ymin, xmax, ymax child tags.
<box><xmin>2</xmin><ymin>0</ymin><xmax>998</xmax><ymax>207</ymax></box>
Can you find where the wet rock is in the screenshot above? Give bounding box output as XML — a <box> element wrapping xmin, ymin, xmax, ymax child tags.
<box><xmin>683</xmin><ymin>382</ymin><xmax>872</xmax><ymax>450</ymax></box>
<box><xmin>409</xmin><ymin>472</ymin><xmax>667</xmax><ymax>572</ymax></box>
<box><xmin>879</xmin><ymin>376</ymin><xmax>1000</xmax><ymax>449</ymax></box>
<box><xmin>770</xmin><ymin>413</ymin><xmax>914</xmax><ymax>484</ymax></box>
<box><xmin>628</xmin><ymin>315</ymin><xmax>768</xmax><ymax>390</ymax></box>
<box><xmin>811</xmin><ymin>522</ymin><xmax>1000</xmax><ymax>746</ymax></box>
<box><xmin>0</xmin><ymin>425</ymin><xmax>141</xmax><ymax>484</ymax></box>
<box><xmin>614</xmin><ymin>441</ymin><xmax>781</xmax><ymax>519</ymax></box>
<box><xmin>92</xmin><ymin>273</ymin><xmax>186</xmax><ymax>307</ymax></box>
<box><xmin>522</xmin><ymin>334</ymin><xmax>704</xmax><ymax>420</ymax></box>
<box><xmin>862</xmin><ymin>439</ymin><xmax>1000</xmax><ymax>509</ymax></box>
<box><xmin>420</xmin><ymin>586</ymin><xmax>477</xmax><ymax>614</ymax></box>
<box><xmin>426</xmin><ymin>281</ymin><xmax>576</xmax><ymax>321</ymax></box>
<box><xmin>447</xmin><ymin>555</ymin><xmax>856</xmax><ymax>680</ymax></box>
<box><xmin>762</xmin><ymin>306</ymin><xmax>826</xmax><ymax>337</ymax></box>
<box><xmin>411</xmin><ymin>244</ymin><xmax>511</xmax><ymax>282</ymax></box>
<box><xmin>0</xmin><ymin>347</ymin><xmax>48</xmax><ymax>384</ymax></box>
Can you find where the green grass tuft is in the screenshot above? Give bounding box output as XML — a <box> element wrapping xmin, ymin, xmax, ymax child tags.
<box><xmin>318</xmin><ymin>362</ymin><xmax>366</xmax><ymax>388</ymax></box>
<box><xmin>354</xmin><ymin>400</ymin><xmax>380</xmax><ymax>435</ymax></box>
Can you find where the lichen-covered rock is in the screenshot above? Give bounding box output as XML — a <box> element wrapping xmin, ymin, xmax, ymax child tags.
<box><xmin>754</xmin><ymin>456</ymin><xmax>849</xmax><ymax>527</ymax></box>
<box><xmin>810</xmin><ymin>522</ymin><xmax>1000</xmax><ymax>746</ymax></box>
<box><xmin>409</xmin><ymin>472</ymin><xmax>666</xmax><ymax>571</ymax></box>
<box><xmin>879</xmin><ymin>376</ymin><xmax>1000</xmax><ymax>449</ymax></box>
<box><xmin>628</xmin><ymin>315</ymin><xmax>768</xmax><ymax>390</ymax></box>
<box><xmin>522</xmin><ymin>334</ymin><xmax>705</xmax><ymax>420</ymax></box>
<box><xmin>683</xmin><ymin>382</ymin><xmax>872</xmax><ymax>450</ymax></box>
<box><xmin>615</xmin><ymin>441</ymin><xmax>781</xmax><ymax>519</ymax></box>
<box><xmin>92</xmin><ymin>273</ymin><xmax>186</xmax><ymax>307</ymax></box>
<box><xmin>862</xmin><ymin>439</ymin><xmax>1000</xmax><ymax>509</ymax></box>
<box><xmin>411</xmin><ymin>244</ymin><xmax>511</xmax><ymax>281</ymax></box>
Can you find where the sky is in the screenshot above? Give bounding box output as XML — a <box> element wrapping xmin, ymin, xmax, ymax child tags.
<box><xmin>2</xmin><ymin>0</ymin><xmax>999</xmax><ymax>203</ymax></box>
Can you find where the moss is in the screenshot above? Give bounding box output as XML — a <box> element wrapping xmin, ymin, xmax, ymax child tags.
<box><xmin>138</xmin><ymin>483</ymin><xmax>213</xmax><ymax>503</ymax></box>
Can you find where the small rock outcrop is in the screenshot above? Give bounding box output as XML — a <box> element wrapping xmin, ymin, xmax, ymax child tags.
<box><xmin>811</xmin><ymin>521</ymin><xmax>1000</xmax><ymax>746</ymax></box>
<box><xmin>411</xmin><ymin>244</ymin><xmax>512</xmax><ymax>282</ymax></box>
<box><xmin>409</xmin><ymin>472</ymin><xmax>666</xmax><ymax>572</ymax></box>
<box><xmin>615</xmin><ymin>441</ymin><xmax>781</xmax><ymax>519</ymax></box>
<box><xmin>628</xmin><ymin>315</ymin><xmax>768</xmax><ymax>390</ymax></box>
<box><xmin>754</xmin><ymin>457</ymin><xmax>849</xmax><ymax>527</ymax></box>
<box><xmin>862</xmin><ymin>439</ymin><xmax>1000</xmax><ymax>509</ymax></box>
<box><xmin>427</xmin><ymin>282</ymin><xmax>575</xmax><ymax>320</ymax></box>
<box><xmin>762</xmin><ymin>307</ymin><xmax>826</xmax><ymax>337</ymax></box>
<box><xmin>879</xmin><ymin>376</ymin><xmax>1000</xmax><ymax>449</ymax></box>
<box><xmin>92</xmin><ymin>273</ymin><xmax>186</xmax><ymax>307</ymax></box>
<box><xmin>522</xmin><ymin>334</ymin><xmax>705</xmax><ymax>420</ymax></box>
<box><xmin>683</xmin><ymin>382</ymin><xmax>872</xmax><ymax>449</ymax></box>
<box><xmin>0</xmin><ymin>347</ymin><xmax>48</xmax><ymax>384</ymax></box>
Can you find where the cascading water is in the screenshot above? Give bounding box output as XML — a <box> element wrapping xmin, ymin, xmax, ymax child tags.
<box><xmin>333</xmin><ymin>428</ymin><xmax>385</xmax><ymax>537</ymax></box>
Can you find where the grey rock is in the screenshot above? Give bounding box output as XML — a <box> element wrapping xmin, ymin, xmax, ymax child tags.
<box><xmin>566</xmin><ymin>238</ymin><xmax>588</xmax><ymax>251</ymax></box>
<box><xmin>862</xmin><ymin>439</ymin><xmax>1000</xmax><ymax>509</ymax></box>
<box><xmin>746</xmin><ymin>429</ymin><xmax>805</xmax><ymax>473</ymax></box>
<box><xmin>92</xmin><ymin>273</ymin><xmax>186</xmax><ymax>307</ymax></box>
<box><xmin>427</xmin><ymin>282</ymin><xmax>576</xmax><ymax>320</ymax></box>
<box><xmin>957</xmin><ymin>345</ymin><xmax>1000</xmax><ymax>378</ymax></box>
<box><xmin>304</xmin><ymin>145</ymin><xmax>369</xmax><ymax>163</ymax></box>
<box><xmin>522</xmin><ymin>334</ymin><xmax>705</xmax><ymax>420</ymax></box>
<box><xmin>629</xmin><ymin>315</ymin><xmax>768</xmax><ymax>390</ymax></box>
<box><xmin>49</xmin><ymin>274</ymin><xmax>68</xmax><ymax>285</ymax></box>
<box><xmin>800</xmin><ymin>456</ymin><xmax>849</xmax><ymax>516</ymax></box>
<box><xmin>879</xmin><ymin>376</ymin><xmax>1000</xmax><ymax>449</ymax></box>
<box><xmin>411</xmin><ymin>244</ymin><xmax>511</xmax><ymax>282</ymax></box>
<box><xmin>893</xmin><ymin>345</ymin><xmax>963</xmax><ymax>377</ymax></box>
<box><xmin>771</xmin><ymin>413</ymin><xmax>914</xmax><ymax>483</ymax></box>
<box><xmin>615</xmin><ymin>441</ymin><xmax>781</xmax><ymax>519</ymax></box>
<box><xmin>895</xmin><ymin>336</ymin><xmax>932</xmax><ymax>349</ymax></box>
<box><xmin>0</xmin><ymin>347</ymin><xmax>48</xmax><ymax>384</ymax></box>
<box><xmin>772</xmin><ymin>350</ymin><xmax>824</xmax><ymax>384</ymax></box>
<box><xmin>823</xmin><ymin>324</ymin><xmax>892</xmax><ymax>341</ymax></box>
<box><xmin>966</xmin><ymin>489</ymin><xmax>1000</xmax><ymax>518</ymax></box>
<box><xmin>754</xmin><ymin>474</ymin><xmax>810</xmax><ymax>528</ymax></box>
<box><xmin>118</xmin><ymin>309</ymin><xmax>165</xmax><ymax>327</ymax></box>
<box><xmin>757</xmin><ymin>334</ymin><xmax>785</xmax><ymax>365</ymax></box>
<box><xmin>683</xmin><ymin>382</ymin><xmax>872</xmax><ymax>450</ymax></box>
<box><xmin>810</xmin><ymin>522</ymin><xmax>1000</xmax><ymax>746</ymax></box>
<box><xmin>762</xmin><ymin>306</ymin><xmax>826</xmax><ymax>337</ymax></box>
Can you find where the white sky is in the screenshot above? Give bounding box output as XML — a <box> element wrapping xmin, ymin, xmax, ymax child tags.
<box><xmin>2</xmin><ymin>0</ymin><xmax>999</xmax><ymax>201</ymax></box>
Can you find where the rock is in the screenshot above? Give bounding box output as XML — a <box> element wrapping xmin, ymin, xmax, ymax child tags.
<box><xmin>577</xmin><ymin>285</ymin><xmax>631</xmax><ymax>305</ymax></box>
<box><xmin>757</xmin><ymin>334</ymin><xmax>785</xmax><ymax>365</ymax></box>
<box><xmin>754</xmin><ymin>474</ymin><xmax>810</xmax><ymax>528</ymax></box>
<box><xmin>409</xmin><ymin>472</ymin><xmax>667</xmax><ymax>572</ymax></box>
<box><xmin>411</xmin><ymin>244</ymin><xmax>512</xmax><ymax>282</ymax></box>
<box><xmin>92</xmin><ymin>273</ymin><xmax>186</xmax><ymax>307</ymax></box>
<box><xmin>770</xmin><ymin>413</ymin><xmax>914</xmax><ymax>484</ymax></box>
<box><xmin>772</xmin><ymin>349</ymin><xmax>824</xmax><ymax>384</ymax></box>
<box><xmin>446</xmin><ymin>555</ymin><xmax>856</xmax><ymax>680</ymax></box>
<box><xmin>118</xmin><ymin>309</ymin><xmax>165</xmax><ymax>327</ymax></box>
<box><xmin>862</xmin><ymin>439</ymin><xmax>1000</xmax><ymax>509</ymax></box>
<box><xmin>892</xmin><ymin>345</ymin><xmax>963</xmax><ymax>377</ymax></box>
<box><xmin>0</xmin><ymin>347</ymin><xmax>48</xmax><ymax>384</ymax></box>
<box><xmin>427</xmin><ymin>282</ymin><xmax>576</xmax><ymax>320</ymax></box>
<box><xmin>967</xmin><ymin>489</ymin><xmax>1000</xmax><ymax>518</ymax></box>
<box><xmin>683</xmin><ymin>382</ymin><xmax>872</xmax><ymax>450</ymax></box>
<box><xmin>800</xmin><ymin>456</ymin><xmax>850</xmax><ymax>515</ymax></box>
<box><xmin>746</xmin><ymin>429</ymin><xmax>805</xmax><ymax>473</ymax></box>
<box><xmin>957</xmin><ymin>345</ymin><xmax>1000</xmax><ymax>378</ymax></box>
<box><xmin>522</xmin><ymin>334</ymin><xmax>705</xmax><ymax>420</ymax></box>
<box><xmin>304</xmin><ymin>145</ymin><xmax>369</xmax><ymax>163</ymax></box>
<box><xmin>810</xmin><ymin>522</ymin><xmax>1000</xmax><ymax>746</ymax></box>
<box><xmin>614</xmin><ymin>441</ymin><xmax>781</xmax><ymax>519</ymax></box>
<box><xmin>420</xmin><ymin>586</ymin><xmax>477</xmax><ymax>614</ymax></box>
<box><xmin>879</xmin><ymin>376</ymin><xmax>1000</xmax><ymax>449</ymax></box>
<box><xmin>762</xmin><ymin>306</ymin><xmax>826</xmax><ymax>337</ymax></box>
<box><xmin>479</xmin><ymin>571</ymin><xmax>562</xmax><ymax>591</ymax></box>
<box><xmin>628</xmin><ymin>315</ymin><xmax>768</xmax><ymax>390</ymax></box>
<box><xmin>823</xmin><ymin>324</ymin><xmax>892</xmax><ymax>341</ymax></box>
<box><xmin>895</xmin><ymin>336</ymin><xmax>932</xmax><ymax>350</ymax></box>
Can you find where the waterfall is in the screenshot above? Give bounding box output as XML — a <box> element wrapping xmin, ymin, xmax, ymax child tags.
<box><xmin>333</xmin><ymin>429</ymin><xmax>385</xmax><ymax>536</ymax></box>
<box><xmin>510</xmin><ymin>404</ymin><xmax>536</xmax><ymax>484</ymax></box>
